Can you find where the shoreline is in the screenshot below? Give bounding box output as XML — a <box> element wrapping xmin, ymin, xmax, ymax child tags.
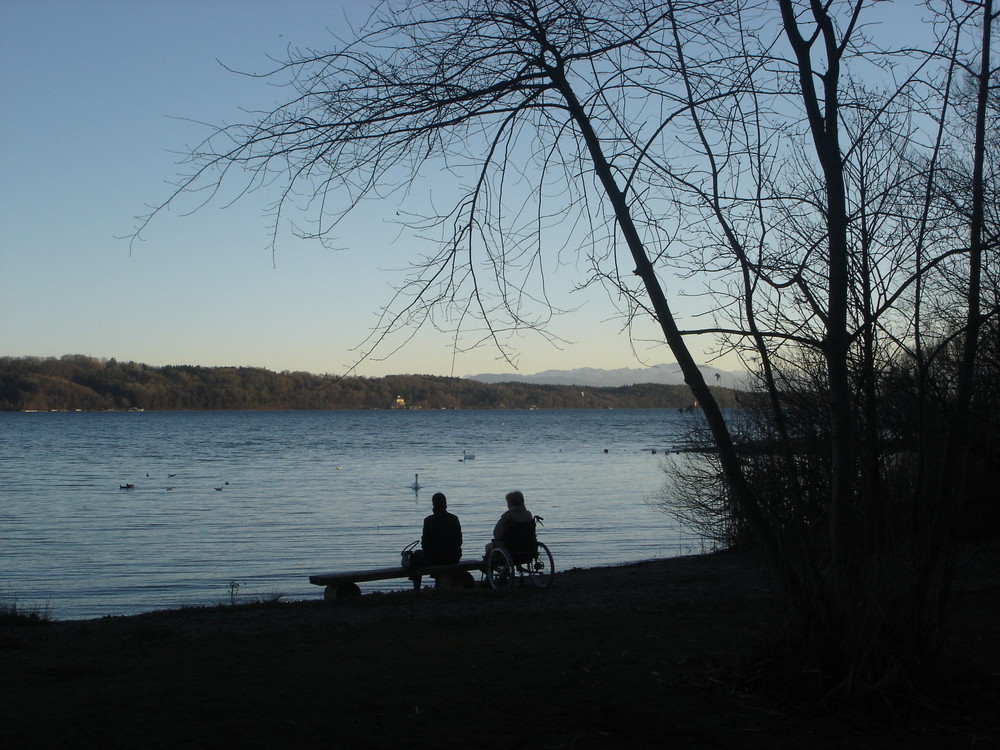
<box><xmin>36</xmin><ymin>550</ymin><xmax>776</xmax><ymax>627</ymax></box>
<box><xmin>4</xmin><ymin>548</ymin><xmax>997</xmax><ymax>748</ymax></box>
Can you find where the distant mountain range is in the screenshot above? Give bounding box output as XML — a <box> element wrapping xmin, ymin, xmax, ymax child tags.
<box><xmin>468</xmin><ymin>363</ymin><xmax>747</xmax><ymax>389</ymax></box>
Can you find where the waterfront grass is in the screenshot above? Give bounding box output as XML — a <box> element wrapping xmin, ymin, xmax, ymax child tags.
<box><xmin>0</xmin><ymin>592</ymin><xmax>51</xmax><ymax>626</ymax></box>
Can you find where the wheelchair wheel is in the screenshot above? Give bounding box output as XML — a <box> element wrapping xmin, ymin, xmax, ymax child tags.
<box><xmin>528</xmin><ymin>541</ymin><xmax>555</xmax><ymax>589</ymax></box>
<box><xmin>486</xmin><ymin>547</ymin><xmax>514</xmax><ymax>591</ymax></box>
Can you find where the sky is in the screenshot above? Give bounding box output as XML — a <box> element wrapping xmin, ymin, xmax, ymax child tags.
<box><xmin>0</xmin><ymin>0</ymin><xmax>738</xmax><ymax>379</ymax></box>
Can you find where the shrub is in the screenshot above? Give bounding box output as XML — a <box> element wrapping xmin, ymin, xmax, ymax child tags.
<box><xmin>0</xmin><ymin>592</ymin><xmax>52</xmax><ymax>626</ymax></box>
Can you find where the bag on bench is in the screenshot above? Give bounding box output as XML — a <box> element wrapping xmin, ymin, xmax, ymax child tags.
<box><xmin>400</xmin><ymin>539</ymin><xmax>420</xmax><ymax>569</ymax></box>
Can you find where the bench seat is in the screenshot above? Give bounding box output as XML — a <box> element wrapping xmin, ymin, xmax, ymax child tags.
<box><xmin>310</xmin><ymin>558</ymin><xmax>485</xmax><ymax>598</ymax></box>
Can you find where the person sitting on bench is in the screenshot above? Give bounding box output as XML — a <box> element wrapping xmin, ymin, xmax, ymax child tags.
<box><xmin>486</xmin><ymin>490</ymin><xmax>537</xmax><ymax>563</ymax></box>
<box><xmin>410</xmin><ymin>492</ymin><xmax>463</xmax><ymax>587</ymax></box>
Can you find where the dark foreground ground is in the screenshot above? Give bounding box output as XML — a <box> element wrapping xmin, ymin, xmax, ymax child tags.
<box><xmin>3</xmin><ymin>549</ymin><xmax>997</xmax><ymax>749</ymax></box>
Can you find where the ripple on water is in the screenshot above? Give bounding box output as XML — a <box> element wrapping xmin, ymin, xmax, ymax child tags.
<box><xmin>0</xmin><ymin>409</ymin><xmax>709</xmax><ymax>618</ymax></box>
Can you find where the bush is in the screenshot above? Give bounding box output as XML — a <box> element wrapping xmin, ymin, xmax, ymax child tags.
<box><xmin>0</xmin><ymin>592</ymin><xmax>52</xmax><ymax>626</ymax></box>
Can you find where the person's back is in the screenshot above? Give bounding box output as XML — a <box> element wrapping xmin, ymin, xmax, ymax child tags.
<box><xmin>492</xmin><ymin>490</ymin><xmax>537</xmax><ymax>560</ymax></box>
<box><xmin>421</xmin><ymin>493</ymin><xmax>462</xmax><ymax>565</ymax></box>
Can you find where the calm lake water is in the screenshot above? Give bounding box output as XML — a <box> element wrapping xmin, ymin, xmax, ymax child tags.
<box><xmin>0</xmin><ymin>409</ymin><xmax>708</xmax><ymax>620</ymax></box>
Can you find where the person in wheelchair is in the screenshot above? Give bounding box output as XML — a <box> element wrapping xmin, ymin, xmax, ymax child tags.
<box><xmin>409</xmin><ymin>492</ymin><xmax>463</xmax><ymax>587</ymax></box>
<box><xmin>485</xmin><ymin>490</ymin><xmax>537</xmax><ymax>563</ymax></box>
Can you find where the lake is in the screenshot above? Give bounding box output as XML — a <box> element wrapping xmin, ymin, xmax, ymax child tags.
<box><xmin>0</xmin><ymin>409</ymin><xmax>709</xmax><ymax>619</ymax></box>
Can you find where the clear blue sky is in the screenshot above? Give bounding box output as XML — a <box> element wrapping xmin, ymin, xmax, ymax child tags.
<box><xmin>1</xmin><ymin>0</ymin><xmax>732</xmax><ymax>378</ymax></box>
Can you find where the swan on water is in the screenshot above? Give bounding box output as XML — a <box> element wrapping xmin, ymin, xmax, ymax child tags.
<box><xmin>411</xmin><ymin>473</ymin><xmax>422</xmax><ymax>490</ymax></box>
<box><xmin>463</xmin><ymin>450</ymin><xmax>476</xmax><ymax>461</ymax></box>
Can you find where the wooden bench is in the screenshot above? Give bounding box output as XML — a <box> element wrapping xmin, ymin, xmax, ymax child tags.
<box><xmin>309</xmin><ymin>559</ymin><xmax>485</xmax><ymax>599</ymax></box>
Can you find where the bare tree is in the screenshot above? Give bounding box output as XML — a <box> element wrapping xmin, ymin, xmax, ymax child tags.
<box><xmin>136</xmin><ymin>0</ymin><xmax>996</xmax><ymax>694</ymax></box>
<box><xmin>136</xmin><ymin>0</ymin><xmax>785</xmax><ymax>575</ymax></box>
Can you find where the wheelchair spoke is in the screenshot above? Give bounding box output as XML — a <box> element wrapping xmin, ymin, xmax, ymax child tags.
<box><xmin>528</xmin><ymin>542</ymin><xmax>555</xmax><ymax>589</ymax></box>
<box><xmin>486</xmin><ymin>547</ymin><xmax>514</xmax><ymax>591</ymax></box>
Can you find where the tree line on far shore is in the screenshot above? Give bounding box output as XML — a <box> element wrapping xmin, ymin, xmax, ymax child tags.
<box><xmin>0</xmin><ymin>355</ymin><xmax>739</xmax><ymax>412</ymax></box>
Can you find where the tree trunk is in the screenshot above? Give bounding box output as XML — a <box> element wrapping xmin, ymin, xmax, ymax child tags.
<box><xmin>544</xmin><ymin>59</ymin><xmax>800</xmax><ymax>596</ymax></box>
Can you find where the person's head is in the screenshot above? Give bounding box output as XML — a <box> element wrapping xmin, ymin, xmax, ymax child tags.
<box><xmin>505</xmin><ymin>490</ymin><xmax>525</xmax><ymax>508</ymax></box>
<box><xmin>432</xmin><ymin>492</ymin><xmax>447</xmax><ymax>511</ymax></box>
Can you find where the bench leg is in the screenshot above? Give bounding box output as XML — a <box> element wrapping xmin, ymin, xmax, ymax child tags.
<box><xmin>433</xmin><ymin>570</ymin><xmax>476</xmax><ymax>590</ymax></box>
<box><xmin>325</xmin><ymin>583</ymin><xmax>361</xmax><ymax>600</ymax></box>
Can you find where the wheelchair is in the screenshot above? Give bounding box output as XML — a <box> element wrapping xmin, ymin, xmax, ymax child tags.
<box><xmin>485</xmin><ymin>515</ymin><xmax>554</xmax><ymax>591</ymax></box>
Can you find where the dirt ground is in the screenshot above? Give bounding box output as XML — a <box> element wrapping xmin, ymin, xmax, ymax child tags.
<box><xmin>3</xmin><ymin>549</ymin><xmax>997</xmax><ymax>749</ymax></box>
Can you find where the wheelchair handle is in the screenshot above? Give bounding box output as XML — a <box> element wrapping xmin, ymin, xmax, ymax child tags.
<box><xmin>534</xmin><ymin>515</ymin><xmax>544</xmax><ymax>526</ymax></box>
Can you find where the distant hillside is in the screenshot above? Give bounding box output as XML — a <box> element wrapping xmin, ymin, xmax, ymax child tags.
<box><xmin>469</xmin><ymin>363</ymin><xmax>747</xmax><ymax>388</ymax></box>
<box><xmin>0</xmin><ymin>355</ymin><xmax>740</xmax><ymax>412</ymax></box>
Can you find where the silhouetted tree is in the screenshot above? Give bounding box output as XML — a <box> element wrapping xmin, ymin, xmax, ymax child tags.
<box><xmin>134</xmin><ymin>0</ymin><xmax>997</xmax><ymax>695</ymax></box>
